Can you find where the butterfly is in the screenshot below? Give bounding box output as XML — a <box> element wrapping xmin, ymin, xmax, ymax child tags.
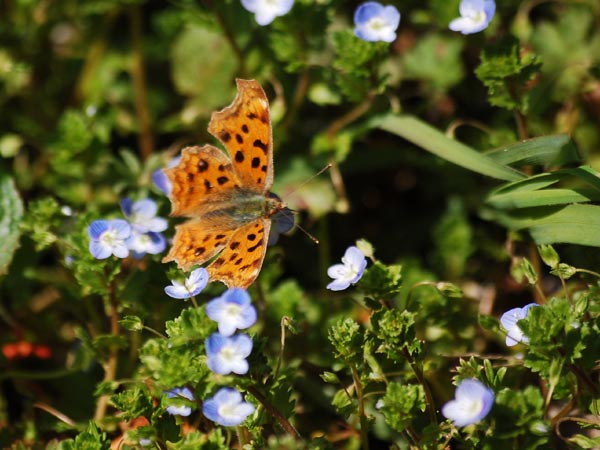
<box><xmin>162</xmin><ymin>79</ymin><xmax>288</xmax><ymax>289</ymax></box>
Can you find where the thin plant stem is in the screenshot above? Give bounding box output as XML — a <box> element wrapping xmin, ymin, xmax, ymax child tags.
<box><xmin>246</xmin><ymin>385</ymin><xmax>302</xmax><ymax>440</ymax></box>
<box><xmin>130</xmin><ymin>5</ymin><xmax>154</xmax><ymax>160</ymax></box>
<box><xmin>403</xmin><ymin>348</ymin><xmax>437</xmax><ymax>425</ymax></box>
<box><xmin>94</xmin><ymin>275</ymin><xmax>121</xmax><ymax>421</ymax></box>
<box><xmin>576</xmin><ymin>268</ymin><xmax>600</xmax><ymax>279</ymax></box>
<box><xmin>350</xmin><ymin>365</ymin><xmax>369</xmax><ymax>450</ymax></box>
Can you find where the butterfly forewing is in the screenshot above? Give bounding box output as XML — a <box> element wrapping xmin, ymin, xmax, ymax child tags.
<box><xmin>165</xmin><ymin>145</ymin><xmax>242</xmax><ymax>217</ymax></box>
<box><xmin>208</xmin><ymin>79</ymin><xmax>273</xmax><ymax>193</ymax></box>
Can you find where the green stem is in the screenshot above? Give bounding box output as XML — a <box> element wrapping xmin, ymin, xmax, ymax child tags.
<box><xmin>130</xmin><ymin>5</ymin><xmax>154</xmax><ymax>160</ymax></box>
<box><xmin>403</xmin><ymin>348</ymin><xmax>436</xmax><ymax>425</ymax></box>
<box><xmin>350</xmin><ymin>365</ymin><xmax>369</xmax><ymax>450</ymax></box>
<box><xmin>94</xmin><ymin>275</ymin><xmax>121</xmax><ymax>421</ymax></box>
<box><xmin>246</xmin><ymin>385</ymin><xmax>302</xmax><ymax>440</ymax></box>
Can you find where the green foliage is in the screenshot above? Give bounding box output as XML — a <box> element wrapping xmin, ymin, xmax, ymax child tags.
<box><xmin>58</xmin><ymin>422</ymin><xmax>111</xmax><ymax>450</ymax></box>
<box><xmin>380</xmin><ymin>382</ymin><xmax>426</xmax><ymax>433</ymax></box>
<box><xmin>332</xmin><ymin>30</ymin><xmax>389</xmax><ymax>102</ymax></box>
<box><xmin>0</xmin><ymin>174</ymin><xmax>23</xmax><ymax>274</ymax></box>
<box><xmin>360</xmin><ymin>261</ymin><xmax>403</xmax><ymax>299</ymax></box>
<box><xmin>475</xmin><ymin>37</ymin><xmax>542</xmax><ymax>113</ymax></box>
<box><xmin>4</xmin><ymin>1</ymin><xmax>600</xmax><ymax>448</ymax></box>
<box><xmin>110</xmin><ymin>386</ymin><xmax>154</xmax><ymax>421</ymax></box>
<box><xmin>328</xmin><ymin>318</ymin><xmax>363</xmax><ymax>365</ymax></box>
<box><xmin>371</xmin><ymin>309</ymin><xmax>419</xmax><ymax>360</ymax></box>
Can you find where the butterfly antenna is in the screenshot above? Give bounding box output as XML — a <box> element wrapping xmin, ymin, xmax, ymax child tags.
<box><xmin>281</xmin><ymin>163</ymin><xmax>333</xmax><ymax>203</ymax></box>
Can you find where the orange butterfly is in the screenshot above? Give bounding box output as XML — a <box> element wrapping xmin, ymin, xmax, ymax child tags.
<box><xmin>162</xmin><ymin>79</ymin><xmax>288</xmax><ymax>288</ymax></box>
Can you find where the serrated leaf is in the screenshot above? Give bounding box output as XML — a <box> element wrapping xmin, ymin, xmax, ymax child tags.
<box><xmin>0</xmin><ymin>174</ymin><xmax>23</xmax><ymax>274</ymax></box>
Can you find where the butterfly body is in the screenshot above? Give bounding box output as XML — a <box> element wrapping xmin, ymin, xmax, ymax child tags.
<box><xmin>162</xmin><ymin>79</ymin><xmax>286</xmax><ymax>289</ymax></box>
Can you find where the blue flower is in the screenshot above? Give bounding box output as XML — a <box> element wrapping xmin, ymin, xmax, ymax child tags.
<box><xmin>165</xmin><ymin>387</ymin><xmax>195</xmax><ymax>417</ymax></box>
<box><xmin>500</xmin><ymin>303</ymin><xmax>539</xmax><ymax>347</ymax></box>
<box><xmin>205</xmin><ymin>288</ymin><xmax>257</xmax><ymax>336</ymax></box>
<box><xmin>354</xmin><ymin>2</ymin><xmax>400</xmax><ymax>43</ymax></box>
<box><xmin>206</xmin><ymin>333</ymin><xmax>253</xmax><ymax>375</ymax></box>
<box><xmin>126</xmin><ymin>230</ymin><xmax>166</xmax><ymax>258</ymax></box>
<box><xmin>88</xmin><ymin>219</ymin><xmax>131</xmax><ymax>259</ymax></box>
<box><xmin>241</xmin><ymin>0</ymin><xmax>294</xmax><ymax>26</ymax></box>
<box><xmin>441</xmin><ymin>379</ymin><xmax>494</xmax><ymax>427</ymax></box>
<box><xmin>120</xmin><ymin>198</ymin><xmax>168</xmax><ymax>234</ymax></box>
<box><xmin>202</xmin><ymin>387</ymin><xmax>255</xmax><ymax>427</ymax></box>
<box><xmin>326</xmin><ymin>246</ymin><xmax>367</xmax><ymax>291</ymax></box>
<box><xmin>152</xmin><ymin>156</ymin><xmax>181</xmax><ymax>196</ymax></box>
<box><xmin>164</xmin><ymin>268</ymin><xmax>209</xmax><ymax>299</ymax></box>
<box><xmin>449</xmin><ymin>0</ymin><xmax>495</xmax><ymax>35</ymax></box>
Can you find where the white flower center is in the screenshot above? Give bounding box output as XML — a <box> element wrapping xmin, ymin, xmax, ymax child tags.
<box><xmin>221</xmin><ymin>345</ymin><xmax>236</xmax><ymax>361</ymax></box>
<box><xmin>100</xmin><ymin>229</ymin><xmax>119</xmax><ymax>247</ymax></box>
<box><xmin>462</xmin><ymin>397</ymin><xmax>483</xmax><ymax>416</ymax></box>
<box><xmin>219</xmin><ymin>403</ymin><xmax>238</xmax><ymax>418</ymax></box>
<box><xmin>468</xmin><ymin>10</ymin><xmax>486</xmax><ymax>24</ymax></box>
<box><xmin>225</xmin><ymin>304</ymin><xmax>242</xmax><ymax>317</ymax></box>
<box><xmin>368</xmin><ymin>18</ymin><xmax>388</xmax><ymax>31</ymax></box>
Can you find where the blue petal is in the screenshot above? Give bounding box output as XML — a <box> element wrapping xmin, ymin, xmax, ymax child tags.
<box><xmin>89</xmin><ymin>241</ymin><xmax>111</xmax><ymax>259</ymax></box>
<box><xmin>205</xmin><ymin>333</ymin><xmax>227</xmax><ymax>356</ymax></box>
<box><xmin>110</xmin><ymin>219</ymin><xmax>132</xmax><ymax>239</ymax></box>
<box><xmin>188</xmin><ymin>268</ymin><xmax>209</xmax><ymax>288</ymax></box>
<box><xmin>133</xmin><ymin>199</ymin><xmax>158</xmax><ymax>220</ymax></box>
<box><xmin>165</xmin><ymin>281</ymin><xmax>190</xmax><ymax>299</ymax></box>
<box><xmin>88</xmin><ymin>220</ymin><xmax>109</xmax><ymax>239</ymax></box>
<box><xmin>237</xmin><ymin>304</ymin><xmax>258</xmax><ymax>329</ymax></box>
<box><xmin>223</xmin><ymin>288</ymin><xmax>251</xmax><ymax>306</ymax></box>
<box><xmin>354</xmin><ymin>2</ymin><xmax>384</xmax><ymax>25</ymax></box>
<box><xmin>120</xmin><ymin>198</ymin><xmax>133</xmax><ymax>217</ymax></box>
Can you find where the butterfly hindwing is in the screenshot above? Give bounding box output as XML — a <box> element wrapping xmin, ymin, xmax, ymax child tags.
<box><xmin>207</xmin><ymin>219</ymin><xmax>272</xmax><ymax>288</ymax></box>
<box><xmin>208</xmin><ymin>79</ymin><xmax>273</xmax><ymax>194</ymax></box>
<box><xmin>162</xmin><ymin>217</ymin><xmax>238</xmax><ymax>271</ymax></box>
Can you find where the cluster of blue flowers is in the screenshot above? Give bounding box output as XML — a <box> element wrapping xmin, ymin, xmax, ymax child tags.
<box><xmin>440</xmin><ymin>303</ymin><xmax>539</xmax><ymax>427</ymax></box>
<box><xmin>240</xmin><ymin>0</ymin><xmax>496</xmax><ymax>37</ymax></box>
<box><xmin>163</xmin><ymin>276</ymin><xmax>257</xmax><ymax>427</ymax></box>
<box><xmin>88</xmin><ymin>198</ymin><xmax>167</xmax><ymax>260</ymax></box>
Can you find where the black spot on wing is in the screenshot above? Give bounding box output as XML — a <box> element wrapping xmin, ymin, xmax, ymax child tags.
<box><xmin>253</xmin><ymin>139</ymin><xmax>268</xmax><ymax>153</ymax></box>
<box><xmin>198</xmin><ymin>159</ymin><xmax>209</xmax><ymax>172</ymax></box>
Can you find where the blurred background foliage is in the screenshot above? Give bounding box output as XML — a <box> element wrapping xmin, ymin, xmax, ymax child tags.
<box><xmin>1</xmin><ymin>0</ymin><xmax>600</xmax><ymax>448</ymax></box>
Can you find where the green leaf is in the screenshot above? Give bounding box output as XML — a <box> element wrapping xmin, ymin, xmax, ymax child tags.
<box><xmin>371</xmin><ymin>309</ymin><xmax>419</xmax><ymax>360</ymax></box>
<box><xmin>567</xmin><ymin>435</ymin><xmax>600</xmax><ymax>449</ymax></box>
<box><xmin>0</xmin><ymin>173</ymin><xmax>23</xmax><ymax>275</ymax></box>
<box><xmin>58</xmin><ymin>421</ymin><xmax>111</xmax><ymax>450</ymax></box>
<box><xmin>538</xmin><ymin>245</ymin><xmax>560</xmax><ymax>268</ymax></box>
<box><xmin>110</xmin><ymin>385</ymin><xmax>153</xmax><ymax>420</ymax></box>
<box><xmin>120</xmin><ymin>315</ymin><xmax>143</xmax><ymax>332</ymax></box>
<box><xmin>511</xmin><ymin>257</ymin><xmax>538</xmax><ymax>285</ymax></box>
<box><xmin>328</xmin><ymin>318</ymin><xmax>363</xmax><ymax>365</ymax></box>
<box><xmin>380</xmin><ymin>382</ymin><xmax>425</xmax><ymax>433</ymax></box>
<box><xmin>488</xmin><ymin>204</ymin><xmax>600</xmax><ymax>247</ymax></box>
<box><xmin>475</xmin><ymin>36</ymin><xmax>542</xmax><ymax>112</ymax></box>
<box><xmin>360</xmin><ymin>261</ymin><xmax>403</xmax><ymax>298</ymax></box>
<box><xmin>372</xmin><ymin>114</ymin><xmax>525</xmax><ymax>181</ymax></box>
<box><xmin>402</xmin><ymin>33</ymin><xmax>464</xmax><ymax>94</ymax></box>
<box><xmin>486</xmin><ymin>135</ymin><xmax>581</xmax><ymax>168</ymax></box>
